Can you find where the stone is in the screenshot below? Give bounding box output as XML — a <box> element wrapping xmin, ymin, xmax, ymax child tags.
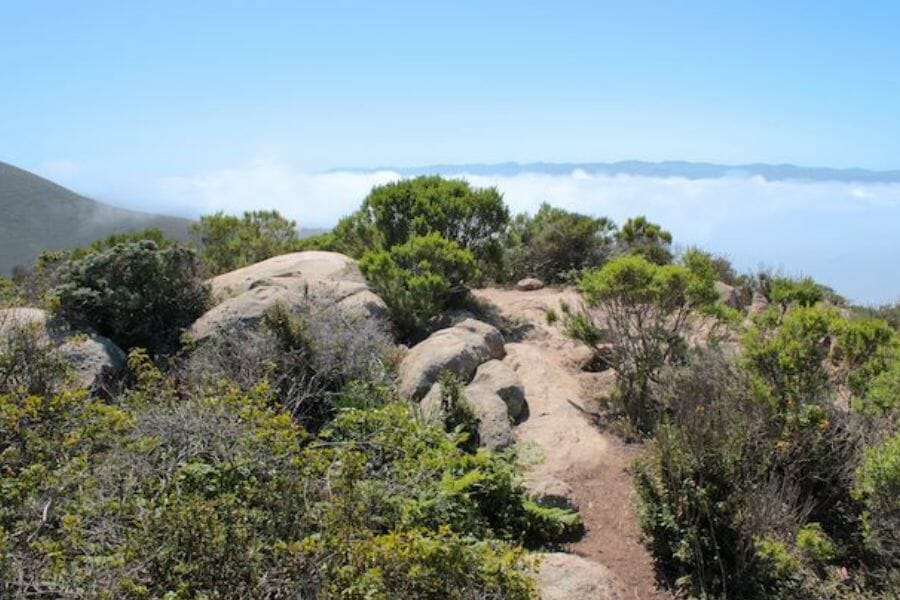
<box><xmin>714</xmin><ymin>280</ymin><xmax>742</xmax><ymax>310</ymax></box>
<box><xmin>189</xmin><ymin>252</ymin><xmax>389</xmax><ymax>342</ymax></box>
<box><xmin>537</xmin><ymin>553</ymin><xmax>625</xmax><ymax>600</ymax></box>
<box><xmin>397</xmin><ymin>318</ymin><xmax>505</xmax><ymax>401</ymax></box>
<box><xmin>470</xmin><ymin>359</ymin><xmax>527</xmax><ymax>421</ymax></box>
<box><xmin>463</xmin><ymin>385</ymin><xmax>513</xmax><ymax>450</ymax></box>
<box><xmin>749</xmin><ymin>291</ymin><xmax>770</xmax><ymax>315</ymax></box>
<box><xmin>524</xmin><ymin>475</ymin><xmax>578</xmax><ymax>511</ymax></box>
<box><xmin>516</xmin><ymin>277</ymin><xmax>545</xmax><ymax>291</ymax></box>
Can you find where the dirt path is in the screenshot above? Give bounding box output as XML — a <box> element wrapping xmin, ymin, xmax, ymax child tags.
<box><xmin>474</xmin><ymin>287</ymin><xmax>674</xmax><ymax>600</ymax></box>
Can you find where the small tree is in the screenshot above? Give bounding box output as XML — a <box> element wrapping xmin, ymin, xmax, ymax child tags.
<box><xmin>54</xmin><ymin>241</ymin><xmax>210</xmax><ymax>355</ymax></box>
<box><xmin>359</xmin><ymin>234</ymin><xmax>478</xmax><ymax>338</ymax></box>
<box><xmin>191</xmin><ymin>210</ymin><xmax>299</xmax><ymax>275</ymax></box>
<box><xmin>568</xmin><ymin>253</ymin><xmax>720</xmax><ymax>432</ymax></box>
<box><xmin>616</xmin><ymin>215</ymin><xmax>673</xmax><ymax>265</ymax></box>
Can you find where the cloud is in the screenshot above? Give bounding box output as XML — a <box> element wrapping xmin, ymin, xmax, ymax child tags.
<box><xmin>113</xmin><ymin>159</ymin><xmax>900</xmax><ymax>305</ymax></box>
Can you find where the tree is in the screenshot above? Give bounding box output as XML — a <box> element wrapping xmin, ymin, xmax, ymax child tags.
<box><xmin>359</xmin><ymin>234</ymin><xmax>478</xmax><ymax>338</ymax></box>
<box><xmin>191</xmin><ymin>210</ymin><xmax>299</xmax><ymax>275</ymax></box>
<box><xmin>567</xmin><ymin>253</ymin><xmax>721</xmax><ymax>432</ymax></box>
<box><xmin>616</xmin><ymin>215</ymin><xmax>673</xmax><ymax>265</ymax></box>
<box><xmin>54</xmin><ymin>241</ymin><xmax>210</xmax><ymax>355</ymax></box>
<box><xmin>505</xmin><ymin>203</ymin><xmax>617</xmax><ymax>283</ymax></box>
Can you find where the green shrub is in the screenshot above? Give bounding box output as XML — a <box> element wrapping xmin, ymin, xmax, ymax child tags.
<box><xmin>861</xmin><ymin>357</ymin><xmax>900</xmax><ymax>416</ymax></box>
<box><xmin>569</xmin><ymin>253</ymin><xmax>720</xmax><ymax>433</ymax></box>
<box><xmin>0</xmin><ymin>319</ymin><xmax>71</xmax><ymax>397</ymax></box>
<box><xmin>339</xmin><ymin>176</ymin><xmax>509</xmax><ymax>273</ymax></box>
<box><xmin>795</xmin><ymin>523</ymin><xmax>837</xmax><ymax>564</ymax></box>
<box><xmin>54</xmin><ymin>241</ymin><xmax>210</xmax><ymax>355</ymax></box>
<box><xmin>854</xmin><ymin>432</ymin><xmax>900</xmax><ymax>574</ymax></box>
<box><xmin>832</xmin><ymin>317</ymin><xmax>898</xmax><ymax>399</ymax></box>
<box><xmin>505</xmin><ymin>203</ymin><xmax>616</xmax><ymax>283</ymax></box>
<box><xmin>359</xmin><ymin>234</ymin><xmax>478</xmax><ymax>338</ymax></box>
<box><xmin>770</xmin><ymin>276</ymin><xmax>825</xmax><ymax>310</ymax></box>
<box><xmin>0</xmin><ymin>278</ymin><xmax>19</xmax><ymax>308</ymax></box>
<box><xmin>191</xmin><ymin>209</ymin><xmax>300</xmax><ymax>275</ymax></box>
<box><xmin>616</xmin><ymin>215</ymin><xmax>673</xmax><ymax>265</ymax></box>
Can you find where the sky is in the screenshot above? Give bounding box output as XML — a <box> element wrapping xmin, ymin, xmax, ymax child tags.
<box><xmin>1</xmin><ymin>1</ymin><xmax>899</xmax><ymax>303</ymax></box>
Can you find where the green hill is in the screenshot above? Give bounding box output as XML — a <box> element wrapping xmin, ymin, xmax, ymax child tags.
<box><xmin>0</xmin><ymin>161</ymin><xmax>192</xmax><ymax>274</ymax></box>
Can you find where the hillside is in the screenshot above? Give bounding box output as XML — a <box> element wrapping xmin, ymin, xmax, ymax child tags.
<box><xmin>0</xmin><ymin>161</ymin><xmax>191</xmax><ymax>274</ymax></box>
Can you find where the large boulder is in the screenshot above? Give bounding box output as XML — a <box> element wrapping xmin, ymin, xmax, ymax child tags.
<box><xmin>397</xmin><ymin>319</ymin><xmax>505</xmax><ymax>401</ymax></box>
<box><xmin>469</xmin><ymin>359</ymin><xmax>527</xmax><ymax>421</ymax></box>
<box><xmin>537</xmin><ymin>553</ymin><xmax>624</xmax><ymax>600</ymax></box>
<box><xmin>714</xmin><ymin>281</ymin><xmax>742</xmax><ymax>310</ymax></box>
<box><xmin>0</xmin><ymin>308</ymin><xmax>126</xmax><ymax>390</ymax></box>
<box><xmin>190</xmin><ymin>252</ymin><xmax>389</xmax><ymax>342</ymax></box>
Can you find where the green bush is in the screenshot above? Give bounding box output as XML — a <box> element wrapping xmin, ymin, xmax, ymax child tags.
<box><xmin>854</xmin><ymin>432</ymin><xmax>900</xmax><ymax>575</ymax></box>
<box><xmin>832</xmin><ymin>317</ymin><xmax>898</xmax><ymax>399</ymax></box>
<box><xmin>0</xmin><ymin>353</ymin><xmax>578</xmax><ymax>598</ymax></box>
<box><xmin>54</xmin><ymin>241</ymin><xmax>210</xmax><ymax>355</ymax></box>
<box><xmin>359</xmin><ymin>234</ymin><xmax>478</xmax><ymax>338</ymax></box>
<box><xmin>569</xmin><ymin>253</ymin><xmax>720</xmax><ymax>433</ymax></box>
<box><xmin>504</xmin><ymin>203</ymin><xmax>616</xmax><ymax>283</ymax></box>
<box><xmin>191</xmin><ymin>209</ymin><xmax>300</xmax><ymax>275</ymax></box>
<box><xmin>770</xmin><ymin>276</ymin><xmax>826</xmax><ymax>310</ymax></box>
<box><xmin>337</xmin><ymin>176</ymin><xmax>509</xmax><ymax>273</ymax></box>
<box><xmin>616</xmin><ymin>215</ymin><xmax>673</xmax><ymax>265</ymax></box>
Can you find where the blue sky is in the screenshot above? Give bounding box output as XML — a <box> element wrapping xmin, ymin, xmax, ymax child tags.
<box><xmin>2</xmin><ymin>1</ymin><xmax>899</xmax><ymax>304</ymax></box>
<box><xmin>2</xmin><ymin>0</ymin><xmax>900</xmax><ymax>175</ymax></box>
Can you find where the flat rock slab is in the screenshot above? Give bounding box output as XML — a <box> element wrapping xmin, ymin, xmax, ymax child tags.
<box><xmin>537</xmin><ymin>553</ymin><xmax>625</xmax><ymax>600</ymax></box>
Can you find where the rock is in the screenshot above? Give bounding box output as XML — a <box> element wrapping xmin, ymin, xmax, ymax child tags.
<box><xmin>398</xmin><ymin>318</ymin><xmax>505</xmax><ymax>401</ymax></box>
<box><xmin>714</xmin><ymin>281</ymin><xmax>741</xmax><ymax>310</ymax></box>
<box><xmin>463</xmin><ymin>385</ymin><xmax>513</xmax><ymax>450</ymax></box>
<box><xmin>516</xmin><ymin>277</ymin><xmax>545</xmax><ymax>291</ymax></box>
<box><xmin>525</xmin><ymin>475</ymin><xmax>578</xmax><ymax>511</ymax></box>
<box><xmin>749</xmin><ymin>291</ymin><xmax>770</xmax><ymax>315</ymax></box>
<box><xmin>418</xmin><ymin>382</ymin><xmax>444</xmax><ymax>422</ymax></box>
<box><xmin>189</xmin><ymin>252</ymin><xmax>389</xmax><ymax>342</ymax></box>
<box><xmin>537</xmin><ymin>553</ymin><xmax>625</xmax><ymax>600</ymax></box>
<box><xmin>0</xmin><ymin>308</ymin><xmax>125</xmax><ymax>390</ymax></box>
<box><xmin>470</xmin><ymin>360</ymin><xmax>527</xmax><ymax>421</ymax></box>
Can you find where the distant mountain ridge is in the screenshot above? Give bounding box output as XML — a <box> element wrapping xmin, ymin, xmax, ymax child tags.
<box><xmin>0</xmin><ymin>160</ymin><xmax>192</xmax><ymax>275</ymax></box>
<box><xmin>345</xmin><ymin>160</ymin><xmax>900</xmax><ymax>183</ymax></box>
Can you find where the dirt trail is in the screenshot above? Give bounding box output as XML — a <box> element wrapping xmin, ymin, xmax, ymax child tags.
<box><xmin>474</xmin><ymin>287</ymin><xmax>674</xmax><ymax>600</ymax></box>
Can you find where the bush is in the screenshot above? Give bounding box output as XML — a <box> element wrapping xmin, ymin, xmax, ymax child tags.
<box><xmin>191</xmin><ymin>209</ymin><xmax>300</xmax><ymax>275</ymax></box>
<box><xmin>832</xmin><ymin>317</ymin><xmax>898</xmax><ymax>400</ymax></box>
<box><xmin>504</xmin><ymin>203</ymin><xmax>616</xmax><ymax>283</ymax></box>
<box><xmin>854</xmin><ymin>431</ymin><xmax>900</xmax><ymax>576</ymax></box>
<box><xmin>0</xmin><ymin>318</ymin><xmax>71</xmax><ymax>398</ymax></box>
<box><xmin>636</xmin><ymin>349</ymin><xmax>867</xmax><ymax>598</ymax></box>
<box><xmin>0</xmin><ymin>358</ymin><xmax>576</xmax><ymax>598</ymax></box>
<box><xmin>186</xmin><ymin>301</ymin><xmax>395</xmax><ymax>431</ymax></box>
<box><xmin>568</xmin><ymin>253</ymin><xmax>720</xmax><ymax>433</ymax></box>
<box><xmin>770</xmin><ymin>276</ymin><xmax>826</xmax><ymax>311</ymax></box>
<box><xmin>338</xmin><ymin>176</ymin><xmax>509</xmax><ymax>272</ymax></box>
<box><xmin>616</xmin><ymin>215</ymin><xmax>673</xmax><ymax>265</ymax></box>
<box><xmin>54</xmin><ymin>241</ymin><xmax>210</xmax><ymax>355</ymax></box>
<box><xmin>359</xmin><ymin>234</ymin><xmax>478</xmax><ymax>338</ymax></box>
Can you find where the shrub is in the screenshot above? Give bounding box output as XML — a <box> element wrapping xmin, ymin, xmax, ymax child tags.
<box><xmin>54</xmin><ymin>241</ymin><xmax>210</xmax><ymax>355</ymax></box>
<box><xmin>504</xmin><ymin>203</ymin><xmax>616</xmax><ymax>283</ymax></box>
<box><xmin>359</xmin><ymin>234</ymin><xmax>478</xmax><ymax>338</ymax></box>
<box><xmin>568</xmin><ymin>253</ymin><xmax>720</xmax><ymax>433</ymax></box>
<box><xmin>0</xmin><ymin>278</ymin><xmax>19</xmax><ymax>308</ymax></box>
<box><xmin>743</xmin><ymin>305</ymin><xmax>839</xmax><ymax>407</ymax></box>
<box><xmin>832</xmin><ymin>317</ymin><xmax>898</xmax><ymax>399</ymax></box>
<box><xmin>186</xmin><ymin>300</ymin><xmax>395</xmax><ymax>431</ymax></box>
<box><xmin>191</xmin><ymin>209</ymin><xmax>300</xmax><ymax>275</ymax></box>
<box><xmin>616</xmin><ymin>215</ymin><xmax>673</xmax><ymax>265</ymax></box>
<box><xmin>770</xmin><ymin>276</ymin><xmax>826</xmax><ymax>311</ymax></box>
<box><xmin>0</xmin><ymin>317</ymin><xmax>71</xmax><ymax>397</ymax></box>
<box><xmin>853</xmin><ymin>432</ymin><xmax>900</xmax><ymax>575</ymax></box>
<box><xmin>341</xmin><ymin>176</ymin><xmax>509</xmax><ymax>272</ymax></box>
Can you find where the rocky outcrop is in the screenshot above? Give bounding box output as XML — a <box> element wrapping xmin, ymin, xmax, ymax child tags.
<box><xmin>397</xmin><ymin>319</ymin><xmax>505</xmax><ymax>401</ymax></box>
<box><xmin>516</xmin><ymin>277</ymin><xmax>544</xmax><ymax>291</ymax></box>
<box><xmin>714</xmin><ymin>281</ymin><xmax>742</xmax><ymax>310</ymax></box>
<box><xmin>537</xmin><ymin>553</ymin><xmax>625</xmax><ymax>600</ymax></box>
<box><xmin>749</xmin><ymin>291</ymin><xmax>770</xmax><ymax>315</ymax></box>
<box><xmin>0</xmin><ymin>307</ymin><xmax>125</xmax><ymax>389</ymax></box>
<box><xmin>190</xmin><ymin>252</ymin><xmax>389</xmax><ymax>342</ymax></box>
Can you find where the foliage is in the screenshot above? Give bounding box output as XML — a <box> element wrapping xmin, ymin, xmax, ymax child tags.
<box><xmin>853</xmin><ymin>431</ymin><xmax>900</xmax><ymax>575</ymax></box>
<box><xmin>743</xmin><ymin>305</ymin><xmax>838</xmax><ymax>407</ymax></box>
<box><xmin>569</xmin><ymin>253</ymin><xmax>720</xmax><ymax>433</ymax></box>
<box><xmin>616</xmin><ymin>215</ymin><xmax>673</xmax><ymax>265</ymax></box>
<box><xmin>0</xmin><ymin>352</ymin><xmax>581</xmax><ymax>598</ymax></box>
<box><xmin>339</xmin><ymin>176</ymin><xmax>510</xmax><ymax>273</ymax></box>
<box><xmin>360</xmin><ymin>234</ymin><xmax>478</xmax><ymax>338</ymax></box>
<box><xmin>191</xmin><ymin>209</ymin><xmax>300</xmax><ymax>275</ymax></box>
<box><xmin>0</xmin><ymin>319</ymin><xmax>71</xmax><ymax>398</ymax></box>
<box><xmin>0</xmin><ymin>278</ymin><xmax>20</xmax><ymax>308</ymax></box>
<box><xmin>832</xmin><ymin>317</ymin><xmax>898</xmax><ymax>400</ymax></box>
<box><xmin>186</xmin><ymin>301</ymin><xmax>395</xmax><ymax>431</ymax></box>
<box><xmin>636</xmin><ymin>349</ymin><xmax>868</xmax><ymax>599</ymax></box>
<box><xmin>770</xmin><ymin>276</ymin><xmax>826</xmax><ymax>311</ymax></box>
<box><xmin>504</xmin><ymin>203</ymin><xmax>617</xmax><ymax>283</ymax></box>
<box><xmin>54</xmin><ymin>240</ymin><xmax>210</xmax><ymax>355</ymax></box>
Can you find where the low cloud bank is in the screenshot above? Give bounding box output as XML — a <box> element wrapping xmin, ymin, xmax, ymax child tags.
<box><xmin>126</xmin><ymin>159</ymin><xmax>899</xmax><ymax>305</ymax></box>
